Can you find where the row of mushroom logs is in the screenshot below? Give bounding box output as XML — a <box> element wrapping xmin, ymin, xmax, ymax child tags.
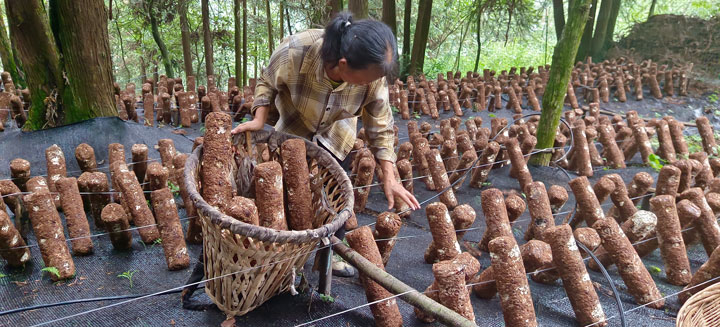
<box><xmin>343</xmin><ymin>151</ymin><xmax>720</xmax><ymax>326</ymax></box>
<box><xmin>388</xmin><ymin>58</ymin><xmax>692</xmax><ymax>121</ymax></box>
<box><xmin>0</xmin><ymin>139</ymin><xmax>203</xmax><ymax>277</ymax></box>
<box><xmin>113</xmin><ymin>74</ymin><xmax>257</xmax><ymax>128</ymax></box>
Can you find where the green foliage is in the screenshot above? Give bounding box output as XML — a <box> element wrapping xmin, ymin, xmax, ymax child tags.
<box><xmin>118</xmin><ymin>270</ymin><xmax>138</xmax><ymax>288</ymax></box>
<box><xmin>319</xmin><ymin>293</ymin><xmax>335</xmax><ymax>303</ymax></box>
<box><xmin>107</xmin><ymin>0</ymin><xmax>719</xmax><ymax>91</ymax></box>
<box><xmin>647</xmin><ymin>153</ymin><xmax>666</xmax><ymax>172</ymax></box>
<box><xmin>153</xmin><ymin>238</ymin><xmax>163</xmax><ymax>247</ymax></box>
<box><xmin>648</xmin><ymin>265</ymin><xmax>662</xmax><ymax>275</ymax></box>
<box><xmin>709</xmin><ymin>91</ymin><xmax>719</xmax><ymax>104</ymax></box>
<box><xmin>488</xmin><ymin>113</ymin><xmax>496</xmax><ymax>118</ymax></box>
<box><xmin>41</xmin><ymin>267</ymin><xmax>61</xmax><ymax>279</ymax></box>
<box><xmin>167</xmin><ymin>180</ymin><xmax>180</xmax><ymax>196</ymax></box>
<box><xmin>0</xmin><ymin>273</ymin><xmax>7</xmax><ymax>278</ymax></box>
<box><xmin>686</xmin><ymin>135</ymin><xmax>704</xmax><ymax>153</ymax></box>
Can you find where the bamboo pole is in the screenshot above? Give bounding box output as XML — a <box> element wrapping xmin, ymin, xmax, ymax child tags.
<box><xmin>331</xmin><ymin>236</ymin><xmax>477</xmax><ymax>327</ymax></box>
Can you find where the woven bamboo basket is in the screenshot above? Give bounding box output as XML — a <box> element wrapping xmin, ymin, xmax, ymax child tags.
<box><xmin>677</xmin><ymin>281</ymin><xmax>720</xmax><ymax>327</ymax></box>
<box><xmin>184</xmin><ymin>129</ymin><xmax>353</xmax><ymax>316</ymax></box>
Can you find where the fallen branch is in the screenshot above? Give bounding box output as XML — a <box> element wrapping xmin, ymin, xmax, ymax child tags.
<box><xmin>331</xmin><ymin>236</ymin><xmax>477</xmax><ymax>327</ymax></box>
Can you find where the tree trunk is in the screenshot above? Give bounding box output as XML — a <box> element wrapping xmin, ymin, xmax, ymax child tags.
<box><xmin>139</xmin><ymin>55</ymin><xmax>148</xmax><ymax>85</ymax></box>
<box><xmin>381</xmin><ymin>0</ymin><xmax>397</xmax><ymax>36</ymax></box>
<box><xmin>202</xmin><ymin>0</ymin><xmax>214</xmax><ymax>78</ymax></box>
<box><xmin>474</xmin><ymin>5</ymin><xmax>483</xmax><ymax>72</ymax></box>
<box><xmin>590</xmin><ymin>0</ymin><xmax>614</xmax><ymax>59</ymax></box>
<box><xmin>149</xmin><ymin>0</ymin><xmax>173</xmax><ymax>78</ymax></box>
<box><xmin>114</xmin><ymin>15</ymin><xmax>131</xmax><ymax>78</ymax></box>
<box><xmin>603</xmin><ymin>0</ymin><xmax>621</xmax><ymax>52</ymax></box>
<box><xmin>235</xmin><ymin>0</ymin><xmax>242</xmax><ymax>82</ymax></box>
<box><xmin>348</xmin><ymin>0</ymin><xmax>368</xmax><ymax>19</ymax></box>
<box><xmin>243</xmin><ymin>0</ymin><xmax>248</xmax><ymax>86</ymax></box>
<box><xmin>279</xmin><ymin>1</ymin><xmax>284</xmax><ymax>39</ymax></box>
<box><xmin>552</xmin><ymin>0</ymin><xmax>565</xmax><ymax>40</ymax></box>
<box><xmin>7</xmin><ymin>0</ymin><xmax>117</xmax><ymax>130</ymax></box>
<box><xmin>454</xmin><ymin>18</ymin><xmax>471</xmax><ymax>71</ymax></box>
<box><xmin>54</xmin><ymin>0</ymin><xmax>117</xmax><ymax>122</ymax></box>
<box><xmin>285</xmin><ymin>5</ymin><xmax>292</xmax><ymax>35</ymax></box>
<box><xmin>531</xmin><ymin>0</ymin><xmax>593</xmax><ymax>166</ymax></box>
<box><xmin>575</xmin><ymin>0</ymin><xmax>597</xmax><ymax>62</ymax></box>
<box><xmin>253</xmin><ymin>2</ymin><xmax>257</xmax><ymax>79</ymax></box>
<box><xmin>0</xmin><ymin>8</ymin><xmax>22</xmax><ymax>88</ymax></box>
<box><xmin>408</xmin><ymin>0</ymin><xmax>433</xmax><ymax>76</ymax></box>
<box><xmin>265</xmin><ymin>0</ymin><xmax>274</xmax><ymax>54</ymax></box>
<box><xmin>648</xmin><ymin>0</ymin><xmax>657</xmax><ymax>20</ymax></box>
<box><xmin>180</xmin><ymin>0</ymin><xmax>194</xmax><ymax>78</ymax></box>
<box><xmin>6</xmin><ymin>0</ymin><xmax>64</xmax><ymax>130</ymax></box>
<box><xmin>401</xmin><ymin>0</ymin><xmax>412</xmax><ymax>76</ymax></box>
<box><xmin>327</xmin><ymin>0</ymin><xmax>342</xmax><ymax>21</ymax></box>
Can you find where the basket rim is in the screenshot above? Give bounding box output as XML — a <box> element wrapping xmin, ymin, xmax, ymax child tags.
<box><xmin>677</xmin><ymin>279</ymin><xmax>720</xmax><ymax>323</ymax></box>
<box><xmin>184</xmin><ymin>129</ymin><xmax>353</xmax><ymax>244</ymax></box>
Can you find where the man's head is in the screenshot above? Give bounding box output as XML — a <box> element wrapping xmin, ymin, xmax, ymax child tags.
<box><xmin>321</xmin><ymin>12</ymin><xmax>398</xmax><ymax>85</ymax></box>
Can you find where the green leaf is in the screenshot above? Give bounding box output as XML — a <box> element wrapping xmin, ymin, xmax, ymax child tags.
<box><xmin>118</xmin><ymin>270</ymin><xmax>138</xmax><ymax>288</ymax></box>
<box><xmin>319</xmin><ymin>293</ymin><xmax>335</xmax><ymax>303</ymax></box>
<box><xmin>167</xmin><ymin>181</ymin><xmax>180</xmax><ymax>196</ymax></box>
<box><xmin>200</xmin><ymin>126</ymin><xmax>207</xmax><ymax>133</ymax></box>
<box><xmin>241</xmin><ymin>117</ymin><xmax>249</xmax><ymax>123</ymax></box>
<box><xmin>0</xmin><ymin>273</ymin><xmax>7</xmax><ymax>278</ymax></box>
<box><xmin>41</xmin><ymin>267</ymin><xmax>60</xmax><ymax>278</ymax></box>
<box><xmin>647</xmin><ymin>153</ymin><xmax>666</xmax><ymax>172</ymax></box>
<box><xmin>488</xmin><ymin>113</ymin><xmax>497</xmax><ymax>118</ymax></box>
<box><xmin>648</xmin><ymin>265</ymin><xmax>662</xmax><ymax>275</ymax></box>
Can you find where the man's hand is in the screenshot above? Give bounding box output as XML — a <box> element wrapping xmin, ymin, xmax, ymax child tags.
<box><xmin>383</xmin><ymin>178</ymin><xmax>421</xmax><ymax>211</ymax></box>
<box><xmin>379</xmin><ymin>160</ymin><xmax>420</xmax><ymax>211</ymax></box>
<box><xmin>231</xmin><ymin>105</ymin><xmax>269</xmax><ymax>134</ymax></box>
<box><xmin>231</xmin><ymin>118</ymin><xmax>264</xmax><ymax>134</ymax></box>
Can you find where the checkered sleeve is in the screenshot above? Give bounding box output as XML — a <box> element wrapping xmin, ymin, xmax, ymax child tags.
<box><xmin>361</xmin><ymin>77</ymin><xmax>396</xmax><ymax>162</ymax></box>
<box><xmin>251</xmin><ymin>43</ymin><xmax>288</xmax><ymax>115</ymax></box>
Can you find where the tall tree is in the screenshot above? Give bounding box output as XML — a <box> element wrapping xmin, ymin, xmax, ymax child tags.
<box><xmin>280</xmin><ymin>1</ymin><xmax>284</xmax><ymax>39</ymax></box>
<box><xmin>6</xmin><ymin>0</ymin><xmax>117</xmax><ymax>130</ymax></box>
<box><xmin>179</xmin><ymin>0</ymin><xmax>193</xmax><ymax>78</ymax></box>
<box><xmin>381</xmin><ymin>0</ymin><xmax>397</xmax><ymax>36</ymax></box>
<box><xmin>401</xmin><ymin>0</ymin><xmax>412</xmax><ymax>76</ymax></box>
<box><xmin>147</xmin><ymin>0</ymin><xmax>173</xmax><ymax>78</ymax></box>
<box><xmin>202</xmin><ymin>0</ymin><xmax>214</xmax><ymax>78</ymax></box>
<box><xmin>603</xmin><ymin>0</ymin><xmax>621</xmax><ymax>51</ymax></box>
<box><xmin>349</xmin><ymin>0</ymin><xmax>368</xmax><ymax>19</ymax></box>
<box><xmin>531</xmin><ymin>0</ymin><xmax>593</xmax><ymax>165</ymax></box>
<box><xmin>265</xmin><ymin>0</ymin><xmax>274</xmax><ymax>54</ymax></box>
<box><xmin>473</xmin><ymin>0</ymin><xmax>485</xmax><ymax>72</ymax></box>
<box><xmin>575</xmin><ymin>0</ymin><xmax>597</xmax><ymax>62</ymax></box>
<box><xmin>648</xmin><ymin>0</ymin><xmax>657</xmax><ymax>19</ymax></box>
<box><xmin>285</xmin><ymin>5</ymin><xmax>292</xmax><ymax>34</ymax></box>
<box><xmin>552</xmin><ymin>0</ymin><xmax>565</xmax><ymax>40</ymax></box>
<box><xmin>243</xmin><ymin>0</ymin><xmax>248</xmax><ymax>86</ymax></box>
<box><xmin>235</xmin><ymin>0</ymin><xmax>242</xmax><ymax>81</ymax></box>
<box><xmin>327</xmin><ymin>0</ymin><xmax>342</xmax><ymax>21</ymax></box>
<box><xmin>589</xmin><ymin>0</ymin><xmax>614</xmax><ymax>59</ymax></box>
<box><xmin>408</xmin><ymin>0</ymin><xmax>433</xmax><ymax>76</ymax></box>
<box><xmin>0</xmin><ymin>8</ymin><xmax>22</xmax><ymax>87</ymax></box>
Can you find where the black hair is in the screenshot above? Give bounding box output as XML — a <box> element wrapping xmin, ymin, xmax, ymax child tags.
<box><xmin>321</xmin><ymin>12</ymin><xmax>398</xmax><ymax>79</ymax></box>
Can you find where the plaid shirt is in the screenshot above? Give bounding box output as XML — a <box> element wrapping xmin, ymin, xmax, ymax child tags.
<box><xmin>252</xmin><ymin>29</ymin><xmax>396</xmax><ymax>162</ymax></box>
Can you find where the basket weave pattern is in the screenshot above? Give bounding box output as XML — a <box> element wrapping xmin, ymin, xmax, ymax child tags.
<box><xmin>677</xmin><ymin>281</ymin><xmax>720</xmax><ymax>327</ymax></box>
<box><xmin>185</xmin><ymin>130</ymin><xmax>353</xmax><ymax>316</ymax></box>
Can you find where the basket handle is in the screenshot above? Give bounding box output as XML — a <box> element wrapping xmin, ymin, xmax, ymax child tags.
<box><xmin>245</xmin><ymin>130</ymin><xmax>253</xmax><ymax>154</ymax></box>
